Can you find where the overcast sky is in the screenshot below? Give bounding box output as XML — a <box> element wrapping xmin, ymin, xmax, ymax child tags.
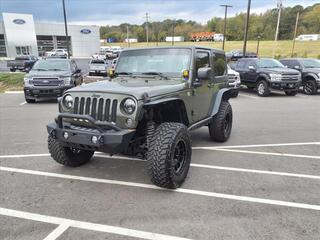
<box><xmin>0</xmin><ymin>0</ymin><xmax>319</xmax><ymax>26</ymax></box>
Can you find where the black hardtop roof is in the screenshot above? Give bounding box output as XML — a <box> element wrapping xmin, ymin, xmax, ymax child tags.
<box><xmin>121</xmin><ymin>46</ymin><xmax>225</xmax><ymax>55</ymax></box>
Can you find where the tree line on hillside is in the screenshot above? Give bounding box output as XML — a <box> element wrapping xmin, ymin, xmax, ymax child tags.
<box><xmin>100</xmin><ymin>4</ymin><xmax>320</xmax><ymax>42</ymax></box>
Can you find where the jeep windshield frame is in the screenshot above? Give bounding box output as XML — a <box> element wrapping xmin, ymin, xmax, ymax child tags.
<box><xmin>115</xmin><ymin>48</ymin><xmax>192</xmax><ymax>79</ymax></box>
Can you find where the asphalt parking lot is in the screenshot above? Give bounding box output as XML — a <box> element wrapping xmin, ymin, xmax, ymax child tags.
<box><xmin>0</xmin><ymin>90</ymin><xmax>320</xmax><ymax>240</ymax></box>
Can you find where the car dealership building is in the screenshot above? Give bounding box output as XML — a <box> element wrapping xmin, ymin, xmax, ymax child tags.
<box><xmin>0</xmin><ymin>12</ymin><xmax>100</xmax><ymax>58</ymax></box>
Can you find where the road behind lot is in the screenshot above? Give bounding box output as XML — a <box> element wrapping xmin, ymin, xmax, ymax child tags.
<box><xmin>0</xmin><ymin>90</ymin><xmax>320</xmax><ymax>240</ymax></box>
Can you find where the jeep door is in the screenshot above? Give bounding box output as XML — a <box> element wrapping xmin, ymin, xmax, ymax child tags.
<box><xmin>191</xmin><ymin>50</ymin><xmax>212</xmax><ymax>123</ymax></box>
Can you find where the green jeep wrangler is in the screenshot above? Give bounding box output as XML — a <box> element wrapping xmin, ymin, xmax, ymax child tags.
<box><xmin>47</xmin><ymin>46</ymin><xmax>233</xmax><ymax>189</ymax></box>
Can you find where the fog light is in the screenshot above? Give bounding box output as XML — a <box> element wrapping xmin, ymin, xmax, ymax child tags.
<box><xmin>63</xmin><ymin>132</ymin><xmax>69</xmax><ymax>139</ymax></box>
<box><xmin>126</xmin><ymin>118</ymin><xmax>133</xmax><ymax>127</ymax></box>
<box><xmin>91</xmin><ymin>136</ymin><xmax>98</xmax><ymax>144</ymax></box>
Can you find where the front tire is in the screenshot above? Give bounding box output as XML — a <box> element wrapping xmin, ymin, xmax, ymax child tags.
<box><xmin>256</xmin><ymin>80</ymin><xmax>270</xmax><ymax>97</ymax></box>
<box><xmin>147</xmin><ymin>122</ymin><xmax>192</xmax><ymax>189</ymax></box>
<box><xmin>303</xmin><ymin>80</ymin><xmax>317</xmax><ymax>95</ymax></box>
<box><xmin>209</xmin><ymin>101</ymin><xmax>233</xmax><ymax>142</ymax></box>
<box><xmin>48</xmin><ymin>135</ymin><xmax>94</xmax><ymax>167</ymax></box>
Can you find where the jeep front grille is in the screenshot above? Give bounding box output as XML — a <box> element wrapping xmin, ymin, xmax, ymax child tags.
<box><xmin>73</xmin><ymin>97</ymin><xmax>118</xmax><ymax>122</ymax></box>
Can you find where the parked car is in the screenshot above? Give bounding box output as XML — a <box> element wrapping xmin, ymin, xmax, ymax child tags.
<box><xmin>46</xmin><ymin>46</ymin><xmax>233</xmax><ymax>189</ymax></box>
<box><xmin>24</xmin><ymin>59</ymin><xmax>82</xmax><ymax>103</ymax></box>
<box><xmin>46</xmin><ymin>49</ymin><xmax>68</xmax><ymax>58</ymax></box>
<box><xmin>7</xmin><ymin>55</ymin><xmax>38</xmax><ymax>72</ymax></box>
<box><xmin>227</xmin><ymin>65</ymin><xmax>241</xmax><ymax>98</ymax></box>
<box><xmin>234</xmin><ymin>58</ymin><xmax>301</xmax><ymax>97</ymax></box>
<box><xmin>226</xmin><ymin>50</ymin><xmax>257</xmax><ymax>61</ymax></box>
<box><xmin>89</xmin><ymin>59</ymin><xmax>108</xmax><ymax>76</ymax></box>
<box><xmin>280</xmin><ymin>58</ymin><xmax>320</xmax><ymax>95</ymax></box>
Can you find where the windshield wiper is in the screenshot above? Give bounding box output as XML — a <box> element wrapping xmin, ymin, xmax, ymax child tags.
<box><xmin>48</xmin><ymin>68</ymin><xmax>65</xmax><ymax>71</ymax></box>
<box><xmin>141</xmin><ymin>72</ymin><xmax>169</xmax><ymax>79</ymax></box>
<box><xmin>34</xmin><ymin>68</ymin><xmax>47</xmax><ymax>71</ymax></box>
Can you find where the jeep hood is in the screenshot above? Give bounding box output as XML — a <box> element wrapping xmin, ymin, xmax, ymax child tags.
<box><xmin>68</xmin><ymin>78</ymin><xmax>187</xmax><ymax>100</ymax></box>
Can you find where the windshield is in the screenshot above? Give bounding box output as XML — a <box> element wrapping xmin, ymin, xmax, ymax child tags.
<box><xmin>32</xmin><ymin>60</ymin><xmax>70</xmax><ymax>71</ymax></box>
<box><xmin>258</xmin><ymin>59</ymin><xmax>284</xmax><ymax>68</ymax></box>
<box><xmin>301</xmin><ymin>59</ymin><xmax>320</xmax><ymax>68</ymax></box>
<box><xmin>115</xmin><ymin>48</ymin><xmax>192</xmax><ymax>78</ymax></box>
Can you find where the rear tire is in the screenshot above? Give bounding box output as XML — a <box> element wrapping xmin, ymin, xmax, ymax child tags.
<box><xmin>209</xmin><ymin>101</ymin><xmax>233</xmax><ymax>142</ymax></box>
<box><xmin>303</xmin><ymin>80</ymin><xmax>317</xmax><ymax>95</ymax></box>
<box><xmin>256</xmin><ymin>80</ymin><xmax>270</xmax><ymax>97</ymax></box>
<box><xmin>48</xmin><ymin>135</ymin><xmax>94</xmax><ymax>167</ymax></box>
<box><xmin>285</xmin><ymin>90</ymin><xmax>298</xmax><ymax>96</ymax></box>
<box><xmin>147</xmin><ymin>122</ymin><xmax>192</xmax><ymax>189</ymax></box>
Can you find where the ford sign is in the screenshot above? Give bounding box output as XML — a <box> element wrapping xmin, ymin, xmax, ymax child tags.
<box><xmin>80</xmin><ymin>29</ymin><xmax>91</xmax><ymax>34</ymax></box>
<box><xmin>13</xmin><ymin>19</ymin><xmax>26</xmax><ymax>24</ymax></box>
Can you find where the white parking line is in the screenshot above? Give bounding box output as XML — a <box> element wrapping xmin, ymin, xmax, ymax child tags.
<box><xmin>43</xmin><ymin>222</ymin><xmax>70</xmax><ymax>240</ymax></box>
<box><xmin>1</xmin><ymin>166</ymin><xmax>320</xmax><ymax>211</ymax></box>
<box><xmin>19</xmin><ymin>101</ymin><xmax>27</xmax><ymax>106</ymax></box>
<box><xmin>95</xmin><ymin>154</ymin><xmax>320</xmax><ymax>180</ymax></box>
<box><xmin>0</xmin><ymin>207</ymin><xmax>191</xmax><ymax>240</ymax></box>
<box><xmin>205</xmin><ymin>148</ymin><xmax>320</xmax><ymax>160</ymax></box>
<box><xmin>193</xmin><ymin>141</ymin><xmax>320</xmax><ymax>149</ymax></box>
<box><xmin>2</xmin><ymin>152</ymin><xmax>320</xmax><ymax>180</ymax></box>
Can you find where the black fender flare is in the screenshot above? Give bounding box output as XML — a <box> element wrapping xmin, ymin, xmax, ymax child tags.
<box><xmin>256</xmin><ymin>74</ymin><xmax>270</xmax><ymax>84</ymax></box>
<box><xmin>303</xmin><ymin>73</ymin><xmax>317</xmax><ymax>82</ymax></box>
<box><xmin>210</xmin><ymin>88</ymin><xmax>232</xmax><ymax>117</ymax></box>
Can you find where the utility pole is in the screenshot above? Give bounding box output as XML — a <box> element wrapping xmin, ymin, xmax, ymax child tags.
<box><xmin>126</xmin><ymin>25</ymin><xmax>130</xmax><ymax>48</ymax></box>
<box><xmin>256</xmin><ymin>35</ymin><xmax>261</xmax><ymax>55</ymax></box>
<box><xmin>172</xmin><ymin>19</ymin><xmax>175</xmax><ymax>46</ymax></box>
<box><xmin>144</xmin><ymin>13</ymin><xmax>150</xmax><ymax>45</ymax></box>
<box><xmin>243</xmin><ymin>0</ymin><xmax>251</xmax><ymax>58</ymax></box>
<box><xmin>291</xmin><ymin>12</ymin><xmax>300</xmax><ymax>57</ymax></box>
<box><xmin>272</xmin><ymin>0</ymin><xmax>283</xmax><ymax>58</ymax></box>
<box><xmin>220</xmin><ymin>4</ymin><xmax>232</xmax><ymax>50</ymax></box>
<box><xmin>62</xmin><ymin>0</ymin><xmax>70</xmax><ymax>58</ymax></box>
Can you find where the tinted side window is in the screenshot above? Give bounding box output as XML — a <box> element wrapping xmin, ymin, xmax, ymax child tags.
<box><xmin>214</xmin><ymin>53</ymin><xmax>226</xmax><ymax>76</ymax></box>
<box><xmin>236</xmin><ymin>60</ymin><xmax>246</xmax><ymax>69</ymax></box>
<box><xmin>196</xmin><ymin>51</ymin><xmax>210</xmax><ymax>71</ymax></box>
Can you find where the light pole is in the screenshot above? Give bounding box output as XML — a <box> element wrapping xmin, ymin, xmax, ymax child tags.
<box><xmin>126</xmin><ymin>25</ymin><xmax>130</xmax><ymax>48</ymax></box>
<box><xmin>272</xmin><ymin>0</ymin><xmax>283</xmax><ymax>58</ymax></box>
<box><xmin>220</xmin><ymin>4</ymin><xmax>232</xmax><ymax>50</ymax></box>
<box><xmin>243</xmin><ymin>0</ymin><xmax>251</xmax><ymax>58</ymax></box>
<box><xmin>144</xmin><ymin>13</ymin><xmax>150</xmax><ymax>45</ymax></box>
<box><xmin>62</xmin><ymin>0</ymin><xmax>70</xmax><ymax>59</ymax></box>
<box><xmin>256</xmin><ymin>35</ymin><xmax>261</xmax><ymax>55</ymax></box>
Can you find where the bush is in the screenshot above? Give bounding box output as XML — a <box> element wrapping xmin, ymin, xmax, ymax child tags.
<box><xmin>0</xmin><ymin>73</ymin><xmax>25</xmax><ymax>92</ymax></box>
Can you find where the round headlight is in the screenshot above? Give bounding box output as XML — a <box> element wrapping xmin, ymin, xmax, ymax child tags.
<box><xmin>121</xmin><ymin>98</ymin><xmax>136</xmax><ymax>115</ymax></box>
<box><xmin>63</xmin><ymin>94</ymin><xmax>74</xmax><ymax>109</ymax></box>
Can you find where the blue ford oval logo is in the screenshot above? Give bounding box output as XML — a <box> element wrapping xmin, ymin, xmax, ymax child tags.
<box><xmin>80</xmin><ymin>29</ymin><xmax>91</xmax><ymax>34</ymax></box>
<box><xmin>13</xmin><ymin>19</ymin><xmax>26</xmax><ymax>24</ymax></box>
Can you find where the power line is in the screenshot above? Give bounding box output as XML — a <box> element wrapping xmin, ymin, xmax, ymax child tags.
<box><xmin>220</xmin><ymin>4</ymin><xmax>232</xmax><ymax>50</ymax></box>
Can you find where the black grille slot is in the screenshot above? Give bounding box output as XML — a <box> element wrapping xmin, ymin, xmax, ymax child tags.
<box><xmin>79</xmin><ymin>97</ymin><xmax>85</xmax><ymax>114</ymax></box>
<box><xmin>97</xmin><ymin>98</ymin><xmax>104</xmax><ymax>121</ymax></box>
<box><xmin>104</xmin><ymin>99</ymin><xmax>111</xmax><ymax>121</ymax></box>
<box><xmin>85</xmin><ymin>98</ymin><xmax>91</xmax><ymax>114</ymax></box>
<box><xmin>91</xmin><ymin>98</ymin><xmax>97</xmax><ymax>118</ymax></box>
<box><xmin>73</xmin><ymin>97</ymin><xmax>79</xmax><ymax>114</ymax></box>
<box><xmin>111</xmin><ymin>99</ymin><xmax>118</xmax><ymax>122</ymax></box>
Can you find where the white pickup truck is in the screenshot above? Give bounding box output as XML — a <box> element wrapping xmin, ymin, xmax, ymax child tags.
<box><xmin>89</xmin><ymin>59</ymin><xmax>108</xmax><ymax>76</ymax></box>
<box><xmin>46</xmin><ymin>49</ymin><xmax>68</xmax><ymax>58</ymax></box>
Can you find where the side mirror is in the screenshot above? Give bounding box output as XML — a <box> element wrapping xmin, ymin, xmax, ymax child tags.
<box><xmin>75</xmin><ymin>69</ymin><xmax>81</xmax><ymax>74</ymax></box>
<box><xmin>294</xmin><ymin>65</ymin><xmax>301</xmax><ymax>70</ymax></box>
<box><xmin>248</xmin><ymin>65</ymin><xmax>255</xmax><ymax>71</ymax></box>
<box><xmin>197</xmin><ymin>67</ymin><xmax>211</xmax><ymax>80</ymax></box>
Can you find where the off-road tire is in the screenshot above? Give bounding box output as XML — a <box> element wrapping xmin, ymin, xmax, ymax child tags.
<box><xmin>256</xmin><ymin>80</ymin><xmax>270</xmax><ymax>97</ymax></box>
<box><xmin>147</xmin><ymin>122</ymin><xmax>192</xmax><ymax>189</ymax></box>
<box><xmin>285</xmin><ymin>90</ymin><xmax>298</xmax><ymax>96</ymax></box>
<box><xmin>48</xmin><ymin>135</ymin><xmax>94</xmax><ymax>167</ymax></box>
<box><xmin>303</xmin><ymin>80</ymin><xmax>317</xmax><ymax>95</ymax></box>
<box><xmin>230</xmin><ymin>90</ymin><xmax>239</xmax><ymax>98</ymax></box>
<box><xmin>209</xmin><ymin>101</ymin><xmax>232</xmax><ymax>142</ymax></box>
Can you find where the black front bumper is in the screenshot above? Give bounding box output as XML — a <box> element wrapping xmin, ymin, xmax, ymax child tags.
<box><xmin>270</xmin><ymin>81</ymin><xmax>301</xmax><ymax>91</ymax></box>
<box><xmin>47</xmin><ymin>113</ymin><xmax>135</xmax><ymax>154</ymax></box>
<box><xmin>24</xmin><ymin>86</ymin><xmax>72</xmax><ymax>99</ymax></box>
